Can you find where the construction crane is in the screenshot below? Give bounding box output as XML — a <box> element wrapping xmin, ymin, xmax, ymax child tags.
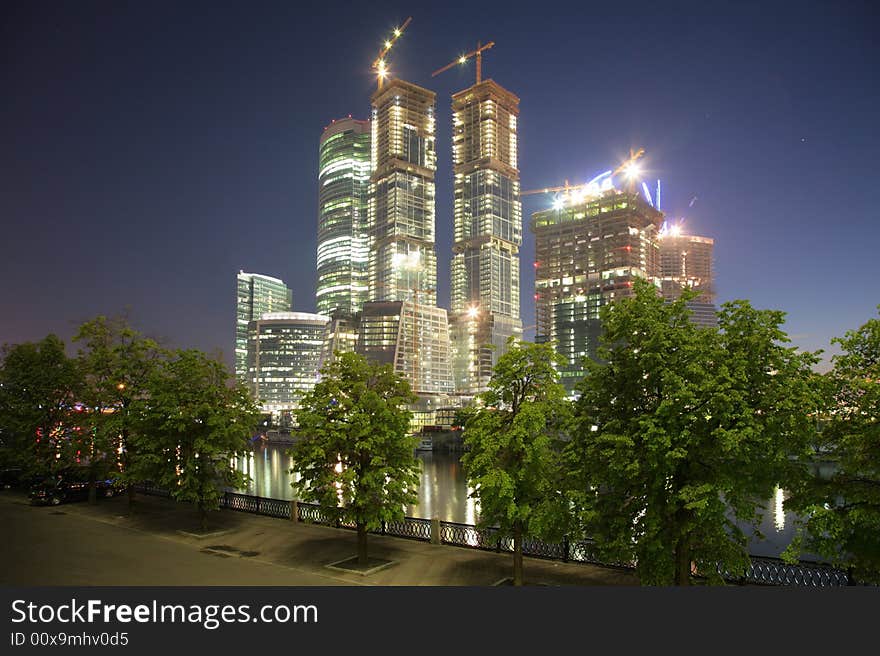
<box><xmin>371</xmin><ymin>16</ymin><xmax>412</xmax><ymax>90</ymax></box>
<box><xmin>520</xmin><ymin>148</ymin><xmax>646</xmax><ymax>199</ymax></box>
<box><xmin>610</xmin><ymin>147</ymin><xmax>645</xmax><ymax>192</ymax></box>
<box><xmin>431</xmin><ymin>41</ymin><xmax>495</xmax><ymax>85</ymax></box>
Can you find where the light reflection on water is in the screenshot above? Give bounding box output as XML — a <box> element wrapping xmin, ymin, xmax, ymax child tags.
<box><xmin>233</xmin><ymin>443</ymin><xmax>833</xmax><ymax>558</ymax></box>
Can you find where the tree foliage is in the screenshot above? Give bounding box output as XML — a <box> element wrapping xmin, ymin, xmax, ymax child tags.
<box><xmin>0</xmin><ymin>335</ymin><xmax>82</xmax><ymax>474</ymax></box>
<box><xmin>567</xmin><ymin>279</ymin><xmax>819</xmax><ymax>585</ymax></box>
<box><xmin>136</xmin><ymin>349</ymin><xmax>259</xmax><ymax>529</ymax></box>
<box><xmin>289</xmin><ymin>352</ymin><xmax>418</xmax><ymax>566</ymax></box>
<box><xmin>784</xmin><ymin>307</ymin><xmax>880</xmax><ymax>584</ymax></box>
<box><xmin>461</xmin><ymin>338</ymin><xmax>571</xmax><ymax>586</ymax></box>
<box><xmin>73</xmin><ymin>315</ymin><xmax>163</xmax><ymax>504</ymax></box>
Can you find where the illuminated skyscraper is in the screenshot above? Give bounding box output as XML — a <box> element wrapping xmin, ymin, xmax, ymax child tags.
<box><xmin>317</xmin><ymin>117</ymin><xmax>370</xmax><ymax>316</ymax></box>
<box><xmin>531</xmin><ymin>189</ymin><xmax>663</xmax><ymax>393</ymax></box>
<box><xmin>367</xmin><ymin>78</ymin><xmax>437</xmax><ymax>306</ymax></box>
<box><xmin>362</xmin><ymin>77</ymin><xmax>452</xmax><ymax>396</ymax></box>
<box><xmin>235</xmin><ymin>271</ymin><xmax>292</xmax><ymax>383</ymax></box>
<box><xmin>447</xmin><ymin>80</ymin><xmax>523</xmax><ymax>394</ymax></box>
<box><xmin>658</xmin><ymin>228</ymin><xmax>717</xmax><ymax>327</ymax></box>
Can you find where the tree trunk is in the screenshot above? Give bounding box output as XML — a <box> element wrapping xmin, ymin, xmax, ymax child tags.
<box><xmin>357</xmin><ymin>521</ymin><xmax>368</xmax><ymax>567</ymax></box>
<box><xmin>674</xmin><ymin>537</ymin><xmax>691</xmax><ymax>586</ymax></box>
<box><xmin>199</xmin><ymin>501</ymin><xmax>208</xmax><ymax>531</ymax></box>
<box><xmin>126</xmin><ymin>483</ymin><xmax>135</xmax><ymax>512</ymax></box>
<box><xmin>513</xmin><ymin>521</ymin><xmax>524</xmax><ymax>586</ymax></box>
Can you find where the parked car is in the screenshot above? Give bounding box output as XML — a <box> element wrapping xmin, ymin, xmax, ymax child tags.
<box><xmin>29</xmin><ymin>470</ymin><xmax>122</xmax><ymax>506</ymax></box>
<box><xmin>1</xmin><ymin>467</ymin><xmax>25</xmax><ymax>490</ymax></box>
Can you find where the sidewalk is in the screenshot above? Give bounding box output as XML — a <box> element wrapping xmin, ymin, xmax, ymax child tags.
<box><xmin>3</xmin><ymin>490</ymin><xmax>640</xmax><ymax>586</ymax></box>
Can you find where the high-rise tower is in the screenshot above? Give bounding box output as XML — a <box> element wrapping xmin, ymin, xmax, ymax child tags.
<box><xmin>367</xmin><ymin>78</ymin><xmax>437</xmax><ymax>306</ymax></box>
<box><xmin>362</xmin><ymin>77</ymin><xmax>452</xmax><ymax>396</ymax></box>
<box><xmin>317</xmin><ymin>117</ymin><xmax>371</xmax><ymax>316</ymax></box>
<box><xmin>235</xmin><ymin>271</ymin><xmax>292</xmax><ymax>383</ymax></box>
<box><xmin>448</xmin><ymin>80</ymin><xmax>523</xmax><ymax>394</ymax></box>
<box><xmin>531</xmin><ymin>189</ymin><xmax>663</xmax><ymax>393</ymax></box>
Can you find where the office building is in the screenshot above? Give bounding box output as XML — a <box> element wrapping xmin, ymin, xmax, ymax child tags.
<box><xmin>363</xmin><ymin>77</ymin><xmax>452</xmax><ymax>397</ymax></box>
<box><xmin>531</xmin><ymin>188</ymin><xmax>663</xmax><ymax>393</ymax></box>
<box><xmin>367</xmin><ymin>78</ymin><xmax>438</xmax><ymax>306</ymax></box>
<box><xmin>235</xmin><ymin>271</ymin><xmax>292</xmax><ymax>383</ymax></box>
<box><xmin>448</xmin><ymin>79</ymin><xmax>523</xmax><ymax>394</ymax></box>
<box><xmin>317</xmin><ymin>117</ymin><xmax>371</xmax><ymax>316</ymax></box>
<box><xmin>246</xmin><ymin>312</ymin><xmax>330</xmax><ymax>419</ymax></box>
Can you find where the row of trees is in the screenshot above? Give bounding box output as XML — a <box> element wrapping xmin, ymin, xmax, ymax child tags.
<box><xmin>290</xmin><ymin>280</ymin><xmax>879</xmax><ymax>586</ymax></box>
<box><xmin>3</xmin><ymin>287</ymin><xmax>876</xmax><ymax>584</ymax></box>
<box><xmin>0</xmin><ymin>316</ymin><xmax>260</xmax><ymax>528</ymax></box>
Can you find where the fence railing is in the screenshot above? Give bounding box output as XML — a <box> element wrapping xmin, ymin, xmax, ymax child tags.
<box><xmin>134</xmin><ymin>485</ymin><xmax>856</xmax><ymax>587</ymax></box>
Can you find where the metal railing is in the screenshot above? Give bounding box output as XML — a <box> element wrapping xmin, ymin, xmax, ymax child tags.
<box><xmin>134</xmin><ymin>485</ymin><xmax>857</xmax><ymax>587</ymax></box>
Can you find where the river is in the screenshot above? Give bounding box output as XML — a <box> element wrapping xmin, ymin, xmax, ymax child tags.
<box><xmin>233</xmin><ymin>442</ymin><xmax>833</xmax><ymax>559</ymax></box>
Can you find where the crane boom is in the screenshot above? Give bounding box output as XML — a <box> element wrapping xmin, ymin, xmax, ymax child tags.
<box><xmin>431</xmin><ymin>41</ymin><xmax>495</xmax><ymax>84</ymax></box>
<box><xmin>372</xmin><ymin>17</ymin><xmax>412</xmax><ymax>89</ymax></box>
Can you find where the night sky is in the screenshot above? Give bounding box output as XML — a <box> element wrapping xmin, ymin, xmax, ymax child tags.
<box><xmin>3</xmin><ymin>1</ymin><xmax>877</xmax><ymax>372</ymax></box>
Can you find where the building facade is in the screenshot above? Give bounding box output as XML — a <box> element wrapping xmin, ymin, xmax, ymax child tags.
<box><xmin>531</xmin><ymin>189</ymin><xmax>663</xmax><ymax>393</ymax></box>
<box><xmin>235</xmin><ymin>271</ymin><xmax>292</xmax><ymax>383</ymax></box>
<box><xmin>317</xmin><ymin>117</ymin><xmax>371</xmax><ymax>316</ymax></box>
<box><xmin>363</xmin><ymin>77</ymin><xmax>452</xmax><ymax>397</ymax></box>
<box><xmin>448</xmin><ymin>80</ymin><xmax>523</xmax><ymax>394</ymax></box>
<box><xmin>246</xmin><ymin>312</ymin><xmax>330</xmax><ymax>418</ymax></box>
<box><xmin>658</xmin><ymin>229</ymin><xmax>717</xmax><ymax>327</ymax></box>
<box><xmin>367</xmin><ymin>78</ymin><xmax>438</xmax><ymax>307</ymax></box>
<box><xmin>356</xmin><ymin>300</ymin><xmax>453</xmax><ymax>396</ymax></box>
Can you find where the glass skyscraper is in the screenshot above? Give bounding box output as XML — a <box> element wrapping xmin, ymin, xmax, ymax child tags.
<box><xmin>235</xmin><ymin>271</ymin><xmax>292</xmax><ymax>383</ymax></box>
<box><xmin>246</xmin><ymin>312</ymin><xmax>330</xmax><ymax>419</ymax></box>
<box><xmin>367</xmin><ymin>78</ymin><xmax>438</xmax><ymax>306</ymax></box>
<box><xmin>317</xmin><ymin>117</ymin><xmax>370</xmax><ymax>316</ymax></box>
<box><xmin>448</xmin><ymin>80</ymin><xmax>523</xmax><ymax>394</ymax></box>
<box><xmin>360</xmin><ymin>77</ymin><xmax>452</xmax><ymax>396</ymax></box>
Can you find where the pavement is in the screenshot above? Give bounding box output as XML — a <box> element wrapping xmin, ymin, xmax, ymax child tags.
<box><xmin>1</xmin><ymin>489</ymin><xmax>640</xmax><ymax>586</ymax></box>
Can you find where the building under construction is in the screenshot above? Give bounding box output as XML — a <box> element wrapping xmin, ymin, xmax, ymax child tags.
<box><xmin>658</xmin><ymin>229</ymin><xmax>717</xmax><ymax>327</ymax></box>
<box><xmin>531</xmin><ymin>188</ymin><xmax>663</xmax><ymax>393</ymax></box>
<box><xmin>447</xmin><ymin>79</ymin><xmax>523</xmax><ymax>395</ymax></box>
<box><xmin>360</xmin><ymin>76</ymin><xmax>453</xmax><ymax>397</ymax></box>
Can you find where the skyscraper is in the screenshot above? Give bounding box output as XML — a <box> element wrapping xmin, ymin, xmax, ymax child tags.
<box><xmin>448</xmin><ymin>79</ymin><xmax>523</xmax><ymax>394</ymax></box>
<box><xmin>246</xmin><ymin>312</ymin><xmax>329</xmax><ymax>420</ymax></box>
<box><xmin>317</xmin><ymin>117</ymin><xmax>371</xmax><ymax>316</ymax></box>
<box><xmin>531</xmin><ymin>189</ymin><xmax>663</xmax><ymax>393</ymax></box>
<box><xmin>361</xmin><ymin>77</ymin><xmax>453</xmax><ymax>396</ymax></box>
<box><xmin>658</xmin><ymin>228</ymin><xmax>717</xmax><ymax>327</ymax></box>
<box><xmin>235</xmin><ymin>271</ymin><xmax>292</xmax><ymax>383</ymax></box>
<box><xmin>367</xmin><ymin>78</ymin><xmax>438</xmax><ymax>306</ymax></box>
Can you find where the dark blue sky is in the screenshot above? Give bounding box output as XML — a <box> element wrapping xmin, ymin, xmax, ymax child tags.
<box><xmin>3</xmin><ymin>1</ymin><xmax>877</xmax><ymax>371</ymax></box>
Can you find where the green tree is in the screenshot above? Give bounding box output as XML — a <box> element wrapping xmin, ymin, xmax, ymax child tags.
<box><xmin>568</xmin><ymin>279</ymin><xmax>819</xmax><ymax>585</ymax></box>
<box><xmin>289</xmin><ymin>352</ymin><xmax>418</xmax><ymax>567</ymax></box>
<box><xmin>137</xmin><ymin>349</ymin><xmax>259</xmax><ymax>530</ymax></box>
<box><xmin>73</xmin><ymin>315</ymin><xmax>163</xmax><ymax>505</ymax></box>
<box><xmin>0</xmin><ymin>335</ymin><xmax>82</xmax><ymax>475</ymax></box>
<box><xmin>784</xmin><ymin>307</ymin><xmax>880</xmax><ymax>584</ymax></box>
<box><xmin>461</xmin><ymin>338</ymin><xmax>571</xmax><ymax>586</ymax></box>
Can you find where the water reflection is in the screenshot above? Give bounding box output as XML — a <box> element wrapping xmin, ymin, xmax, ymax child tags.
<box><xmin>232</xmin><ymin>443</ymin><xmax>827</xmax><ymax>558</ymax></box>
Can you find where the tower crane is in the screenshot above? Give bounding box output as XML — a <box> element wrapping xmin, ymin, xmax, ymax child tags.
<box><xmin>431</xmin><ymin>41</ymin><xmax>495</xmax><ymax>85</ymax></box>
<box><xmin>371</xmin><ymin>16</ymin><xmax>412</xmax><ymax>90</ymax></box>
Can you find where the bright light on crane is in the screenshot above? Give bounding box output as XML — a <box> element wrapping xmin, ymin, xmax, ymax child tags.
<box><xmin>432</xmin><ymin>41</ymin><xmax>496</xmax><ymax>85</ymax></box>
<box><xmin>624</xmin><ymin>161</ymin><xmax>641</xmax><ymax>179</ymax></box>
<box><xmin>372</xmin><ymin>17</ymin><xmax>412</xmax><ymax>89</ymax></box>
